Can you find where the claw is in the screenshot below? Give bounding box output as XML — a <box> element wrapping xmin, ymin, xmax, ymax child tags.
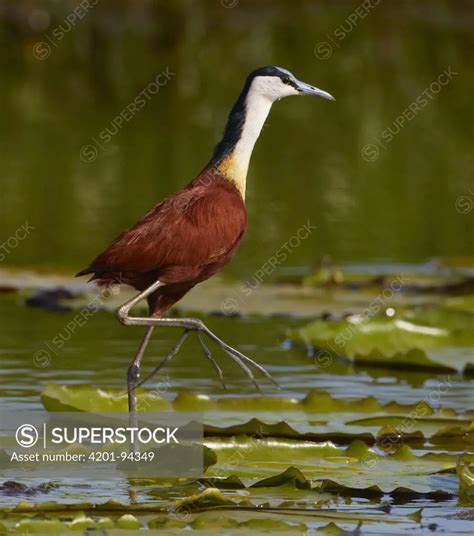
<box><xmin>222</xmin><ymin>344</ymin><xmax>280</xmax><ymax>389</ymax></box>
<box><xmin>197</xmin><ymin>332</ymin><xmax>227</xmax><ymax>389</ymax></box>
<box><xmin>201</xmin><ymin>326</ymin><xmax>279</xmax><ymax>390</ymax></box>
<box><xmin>225</xmin><ymin>352</ymin><xmax>262</xmax><ymax>392</ymax></box>
<box><xmin>198</xmin><ymin>328</ymin><xmax>263</xmax><ymax>392</ymax></box>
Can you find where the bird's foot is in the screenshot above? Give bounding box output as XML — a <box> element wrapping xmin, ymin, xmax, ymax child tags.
<box><xmin>196</xmin><ymin>325</ymin><xmax>280</xmax><ymax>392</ymax></box>
<box><xmin>127</xmin><ymin>322</ymin><xmax>280</xmax><ymax>393</ymax></box>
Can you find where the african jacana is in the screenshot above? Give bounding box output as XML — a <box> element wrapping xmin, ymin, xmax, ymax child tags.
<box><xmin>77</xmin><ymin>66</ymin><xmax>334</xmax><ymax>415</ymax></box>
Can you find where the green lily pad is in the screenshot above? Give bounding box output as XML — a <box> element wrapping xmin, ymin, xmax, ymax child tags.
<box><xmin>203</xmin><ymin>436</ymin><xmax>466</xmax><ymax>493</ymax></box>
<box><xmin>69</xmin><ymin>514</ymin><xmax>114</xmax><ymax>530</ymax></box>
<box><xmin>41</xmin><ymin>384</ymin><xmax>454</xmax><ymax>417</ymax></box>
<box><xmin>445</xmin><ymin>294</ymin><xmax>474</xmax><ymax>314</ymax></box>
<box><xmin>457</xmin><ymin>457</ymin><xmax>474</xmax><ymax>492</ymax></box>
<box><xmin>174</xmin><ymin>487</ymin><xmax>236</xmax><ymax>511</ymax></box>
<box><xmin>432</xmin><ymin>422</ymin><xmax>474</xmax><ymax>446</ymax></box>
<box><xmin>115</xmin><ymin>514</ymin><xmax>142</xmax><ymax>529</ymax></box>
<box><xmin>41</xmin><ymin>384</ymin><xmax>171</xmax><ymax>413</ymax></box>
<box><xmin>291</xmin><ymin>308</ymin><xmax>474</xmax><ymax>372</ymax></box>
<box><xmin>318</xmin><ymin>479</ymin><xmax>452</xmax><ymax>499</ymax></box>
<box><xmin>15</xmin><ymin>518</ymin><xmax>65</xmax><ymax>533</ymax></box>
<box><xmin>39</xmin><ymin>385</ymin><xmax>471</xmax><ymax>447</ymax></box>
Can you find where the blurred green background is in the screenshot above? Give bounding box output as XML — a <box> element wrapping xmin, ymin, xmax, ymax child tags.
<box><xmin>1</xmin><ymin>4</ymin><xmax>473</xmax><ymax>529</ymax></box>
<box><xmin>0</xmin><ymin>0</ymin><xmax>472</xmax><ymax>276</ymax></box>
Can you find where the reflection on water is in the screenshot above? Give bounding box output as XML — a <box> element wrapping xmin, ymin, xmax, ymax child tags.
<box><xmin>1</xmin><ymin>299</ymin><xmax>472</xmax><ymax>531</ymax></box>
<box><xmin>1</xmin><ymin>300</ymin><xmax>472</xmax><ymax>413</ymax></box>
<box><xmin>0</xmin><ymin>0</ymin><xmax>472</xmax><ymax>277</ymax></box>
<box><xmin>0</xmin><ymin>3</ymin><xmax>473</xmax><ymax>531</ymax></box>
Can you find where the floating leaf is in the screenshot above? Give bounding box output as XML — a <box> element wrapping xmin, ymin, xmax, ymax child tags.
<box><xmin>201</xmin><ymin>436</ymin><xmax>466</xmax><ymax>494</ymax></box>
<box><xmin>316</xmin><ymin>522</ymin><xmax>347</xmax><ymax>535</ymax></box>
<box><xmin>39</xmin><ymin>385</ymin><xmax>471</xmax><ymax>451</ymax></box>
<box><xmin>250</xmin><ymin>467</ymin><xmax>311</xmax><ymax>489</ymax></box>
<box><xmin>291</xmin><ymin>308</ymin><xmax>474</xmax><ymax>372</ymax></box>
<box><xmin>457</xmin><ymin>457</ymin><xmax>474</xmax><ymax>493</ymax></box>
<box><xmin>116</xmin><ymin>514</ymin><xmax>142</xmax><ymax>529</ymax></box>
<box><xmin>318</xmin><ymin>479</ymin><xmax>452</xmax><ymax>499</ymax></box>
<box><xmin>428</xmin><ymin>422</ymin><xmax>474</xmax><ymax>446</ymax></box>
<box><xmin>348</xmin><ymin>415</ymin><xmax>471</xmax><ymax>428</ymax></box>
<box><xmin>69</xmin><ymin>514</ymin><xmax>114</xmax><ymax>530</ymax></box>
<box><xmin>148</xmin><ymin>517</ymin><xmax>188</xmax><ymax>529</ymax></box>
<box><xmin>303</xmin><ymin>263</ymin><xmax>474</xmax><ymax>296</ymax></box>
<box><xmin>0</xmin><ymin>481</ymin><xmax>59</xmax><ymax>499</ymax></box>
<box><xmin>15</xmin><ymin>518</ymin><xmax>65</xmax><ymax>533</ymax></box>
<box><xmin>41</xmin><ymin>383</ymin><xmax>171</xmax><ymax>413</ymax></box>
<box><xmin>41</xmin><ymin>384</ymin><xmax>457</xmax><ymax>417</ymax></box>
<box><xmin>174</xmin><ymin>487</ymin><xmax>236</xmax><ymax>511</ymax></box>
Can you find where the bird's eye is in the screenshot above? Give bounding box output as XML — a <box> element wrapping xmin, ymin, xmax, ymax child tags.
<box><xmin>281</xmin><ymin>76</ymin><xmax>292</xmax><ymax>85</ymax></box>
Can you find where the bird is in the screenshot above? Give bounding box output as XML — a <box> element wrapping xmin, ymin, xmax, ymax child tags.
<box><xmin>77</xmin><ymin>66</ymin><xmax>334</xmax><ymax>415</ymax></box>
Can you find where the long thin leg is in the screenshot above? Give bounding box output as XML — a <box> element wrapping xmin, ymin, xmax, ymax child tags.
<box><xmin>128</xmin><ymin>326</ymin><xmax>155</xmax><ymax>412</ymax></box>
<box><xmin>127</xmin><ymin>325</ymin><xmax>154</xmax><ymax>453</ymax></box>
<box><xmin>116</xmin><ymin>280</ymin><xmax>279</xmax><ymax>390</ymax></box>
<box><xmin>133</xmin><ymin>329</ymin><xmax>190</xmax><ymax>390</ymax></box>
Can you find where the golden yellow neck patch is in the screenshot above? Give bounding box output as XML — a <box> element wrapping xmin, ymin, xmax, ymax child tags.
<box><xmin>217</xmin><ymin>154</ymin><xmax>247</xmax><ymax>199</ymax></box>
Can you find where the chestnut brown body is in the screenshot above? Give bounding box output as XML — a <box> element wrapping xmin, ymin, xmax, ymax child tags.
<box><xmin>78</xmin><ymin>67</ymin><xmax>333</xmax><ymax>321</ymax></box>
<box><xmin>77</xmin><ymin>170</ymin><xmax>247</xmax><ymax>316</ymax></box>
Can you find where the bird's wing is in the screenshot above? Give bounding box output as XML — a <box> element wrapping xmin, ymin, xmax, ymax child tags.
<box><xmin>83</xmin><ymin>181</ymin><xmax>247</xmax><ymax>279</ymax></box>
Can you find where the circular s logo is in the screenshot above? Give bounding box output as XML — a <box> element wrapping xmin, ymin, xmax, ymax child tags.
<box><xmin>16</xmin><ymin>424</ymin><xmax>39</xmax><ymax>448</ymax></box>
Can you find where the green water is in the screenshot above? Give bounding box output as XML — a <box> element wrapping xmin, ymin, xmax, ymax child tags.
<box><xmin>1</xmin><ymin>295</ymin><xmax>473</xmax><ymax>532</ymax></box>
<box><xmin>0</xmin><ymin>0</ymin><xmax>472</xmax><ymax>275</ymax></box>
<box><xmin>1</xmin><ymin>1</ymin><xmax>473</xmax><ymax>533</ymax></box>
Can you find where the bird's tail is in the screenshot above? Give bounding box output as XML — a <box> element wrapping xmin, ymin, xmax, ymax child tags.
<box><xmin>75</xmin><ymin>267</ymin><xmax>101</xmax><ymax>283</ymax></box>
<box><xmin>75</xmin><ymin>267</ymin><xmax>94</xmax><ymax>278</ymax></box>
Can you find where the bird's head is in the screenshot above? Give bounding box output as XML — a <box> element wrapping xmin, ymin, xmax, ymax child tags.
<box><xmin>210</xmin><ymin>66</ymin><xmax>334</xmax><ymax>198</ymax></box>
<box><xmin>245</xmin><ymin>66</ymin><xmax>335</xmax><ymax>103</ymax></box>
